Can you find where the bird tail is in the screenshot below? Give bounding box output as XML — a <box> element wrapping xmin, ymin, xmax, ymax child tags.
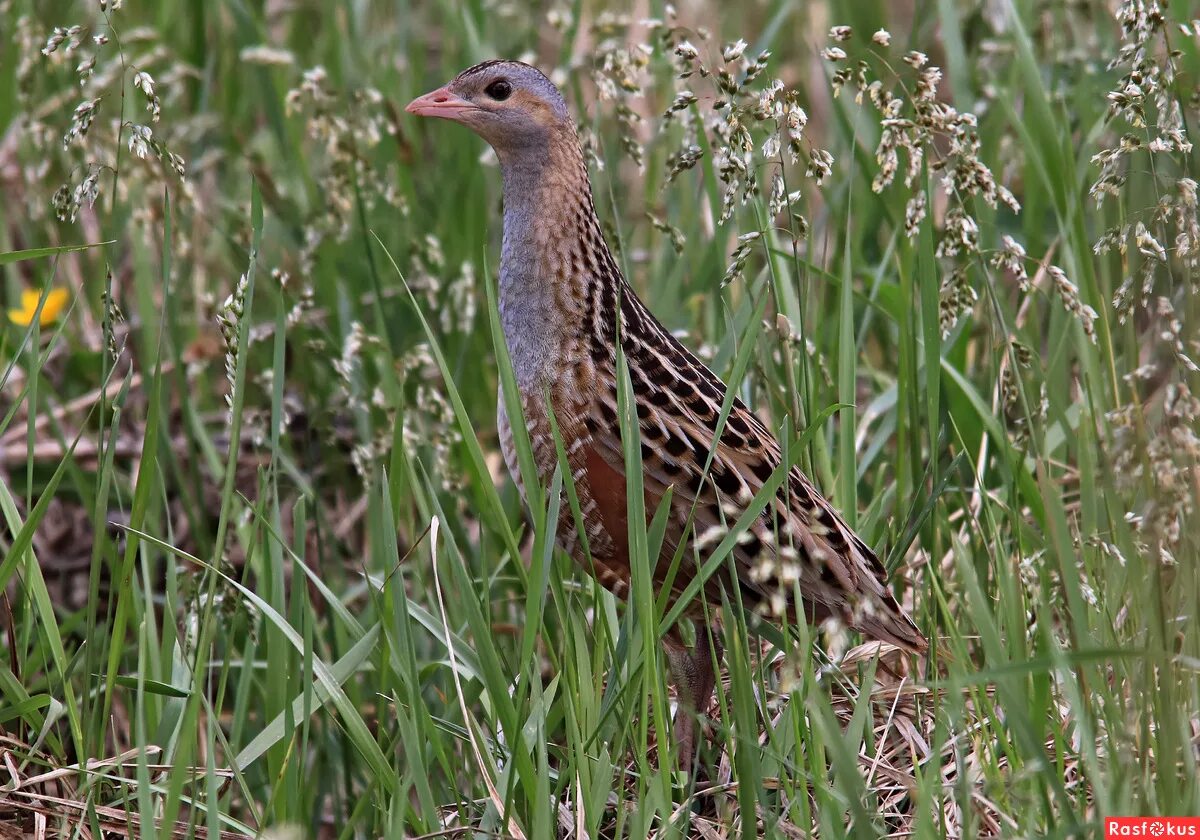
<box><xmin>853</xmin><ymin>591</ymin><xmax>927</xmax><ymax>653</ymax></box>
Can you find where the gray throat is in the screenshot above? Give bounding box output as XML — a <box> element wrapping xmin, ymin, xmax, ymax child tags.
<box><xmin>496</xmin><ymin>146</ymin><xmax>574</xmax><ymax>390</ymax></box>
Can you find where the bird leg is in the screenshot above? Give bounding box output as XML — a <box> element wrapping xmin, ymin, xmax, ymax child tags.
<box><xmin>663</xmin><ymin>620</ymin><xmax>722</xmax><ymax>772</ymax></box>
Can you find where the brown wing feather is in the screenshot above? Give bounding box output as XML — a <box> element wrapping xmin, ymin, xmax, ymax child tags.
<box><xmin>582</xmin><ymin>444</ymin><xmax>628</xmax><ymax>565</ymax></box>
<box><xmin>581</xmin><ymin>298</ymin><xmax>925</xmax><ymax>652</ymax></box>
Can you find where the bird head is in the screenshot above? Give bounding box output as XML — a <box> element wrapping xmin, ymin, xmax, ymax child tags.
<box><xmin>406</xmin><ymin>60</ymin><xmax>571</xmax><ymax>160</ymax></box>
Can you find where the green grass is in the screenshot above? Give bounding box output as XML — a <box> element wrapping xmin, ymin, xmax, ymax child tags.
<box><xmin>1</xmin><ymin>0</ymin><xmax>1198</xmax><ymax>837</ymax></box>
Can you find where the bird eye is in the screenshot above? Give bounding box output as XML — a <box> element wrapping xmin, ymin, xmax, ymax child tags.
<box><xmin>484</xmin><ymin>79</ymin><xmax>512</xmax><ymax>101</ymax></box>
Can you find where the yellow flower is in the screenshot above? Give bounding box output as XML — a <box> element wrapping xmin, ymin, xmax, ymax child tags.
<box><xmin>8</xmin><ymin>287</ymin><xmax>69</xmax><ymax>327</ymax></box>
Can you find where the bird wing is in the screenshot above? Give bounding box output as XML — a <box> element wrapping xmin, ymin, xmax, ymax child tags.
<box><xmin>580</xmin><ymin>294</ymin><xmax>925</xmax><ymax>651</ymax></box>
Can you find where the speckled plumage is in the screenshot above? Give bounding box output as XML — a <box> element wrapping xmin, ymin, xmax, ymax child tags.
<box><xmin>409</xmin><ymin>60</ymin><xmax>925</xmax><ymax>768</ymax></box>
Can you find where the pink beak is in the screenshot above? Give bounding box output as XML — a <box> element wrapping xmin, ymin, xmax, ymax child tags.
<box><xmin>405</xmin><ymin>85</ymin><xmax>477</xmax><ymax>120</ymax></box>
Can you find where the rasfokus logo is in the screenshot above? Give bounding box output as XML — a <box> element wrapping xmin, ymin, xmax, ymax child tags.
<box><xmin>1106</xmin><ymin>817</ymin><xmax>1200</xmax><ymax>838</ymax></box>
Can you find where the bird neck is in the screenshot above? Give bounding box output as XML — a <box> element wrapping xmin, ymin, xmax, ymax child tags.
<box><xmin>496</xmin><ymin>127</ymin><xmax>622</xmax><ymax>388</ymax></box>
